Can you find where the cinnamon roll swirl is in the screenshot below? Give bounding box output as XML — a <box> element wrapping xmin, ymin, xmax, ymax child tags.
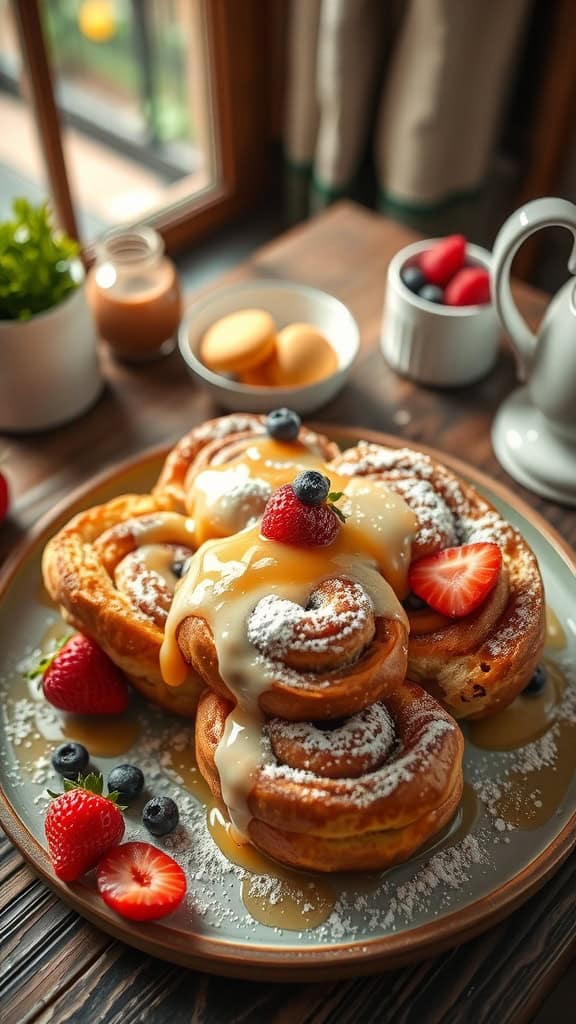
<box><xmin>42</xmin><ymin>496</ymin><xmax>203</xmax><ymax>715</ymax></box>
<box><xmin>176</xmin><ymin>575</ymin><xmax>408</xmax><ymax>720</ymax></box>
<box><xmin>153</xmin><ymin>413</ymin><xmax>339</xmax><ymax>516</ymax></box>
<box><xmin>196</xmin><ymin>680</ymin><xmax>464</xmax><ymax>872</ymax></box>
<box><xmin>330</xmin><ymin>443</ymin><xmax>546</xmax><ymax>718</ymax></box>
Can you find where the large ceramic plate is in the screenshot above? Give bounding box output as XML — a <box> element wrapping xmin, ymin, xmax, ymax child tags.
<box><xmin>0</xmin><ymin>428</ymin><xmax>575</xmax><ymax>981</ymax></box>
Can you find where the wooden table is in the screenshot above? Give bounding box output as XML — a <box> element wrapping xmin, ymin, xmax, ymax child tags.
<box><xmin>1</xmin><ymin>202</ymin><xmax>574</xmax><ymax>1023</ymax></box>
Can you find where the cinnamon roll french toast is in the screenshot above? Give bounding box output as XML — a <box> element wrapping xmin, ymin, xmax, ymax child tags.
<box><xmin>330</xmin><ymin>442</ymin><xmax>546</xmax><ymax>718</ymax></box>
<box><xmin>42</xmin><ymin>496</ymin><xmax>203</xmax><ymax>715</ymax></box>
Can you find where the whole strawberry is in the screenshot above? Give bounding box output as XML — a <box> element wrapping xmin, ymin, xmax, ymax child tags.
<box><xmin>261</xmin><ymin>471</ymin><xmax>346</xmax><ymax>547</ymax></box>
<box><xmin>29</xmin><ymin>634</ymin><xmax>129</xmax><ymax>715</ymax></box>
<box><xmin>45</xmin><ymin>772</ymin><xmax>125</xmax><ymax>881</ymax></box>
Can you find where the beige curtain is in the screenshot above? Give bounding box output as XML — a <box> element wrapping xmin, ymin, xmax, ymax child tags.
<box><xmin>284</xmin><ymin>0</ymin><xmax>530</xmax><ymax>208</ymax></box>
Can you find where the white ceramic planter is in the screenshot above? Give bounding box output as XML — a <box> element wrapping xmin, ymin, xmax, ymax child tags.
<box><xmin>0</xmin><ymin>283</ymin><xmax>103</xmax><ymax>432</ymax></box>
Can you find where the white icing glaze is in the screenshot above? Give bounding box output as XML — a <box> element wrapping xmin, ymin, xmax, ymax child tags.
<box><xmin>128</xmin><ymin>512</ymin><xmax>197</xmax><ymax>547</ymax></box>
<box><xmin>191</xmin><ymin>464</ymin><xmax>272</xmax><ymax>545</ymax></box>
<box><xmin>187</xmin><ymin>436</ymin><xmax>340</xmax><ymax>541</ymax></box>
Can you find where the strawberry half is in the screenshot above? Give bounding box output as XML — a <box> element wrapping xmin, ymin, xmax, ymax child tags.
<box><xmin>445</xmin><ymin>267</ymin><xmax>490</xmax><ymax>306</ymax></box>
<box><xmin>408</xmin><ymin>542</ymin><xmax>502</xmax><ymax>618</ymax></box>
<box><xmin>97</xmin><ymin>842</ymin><xmax>187</xmax><ymax>921</ymax></box>
<box><xmin>29</xmin><ymin>634</ymin><xmax>129</xmax><ymax>715</ymax></box>
<box><xmin>420</xmin><ymin>235</ymin><xmax>466</xmax><ymax>287</ymax></box>
<box><xmin>45</xmin><ymin>773</ymin><xmax>125</xmax><ymax>881</ymax></box>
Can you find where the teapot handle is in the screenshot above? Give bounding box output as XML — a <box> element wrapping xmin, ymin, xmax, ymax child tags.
<box><xmin>491</xmin><ymin>197</ymin><xmax>576</xmax><ymax>381</ymax></box>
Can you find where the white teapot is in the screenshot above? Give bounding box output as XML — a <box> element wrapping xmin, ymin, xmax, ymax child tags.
<box><xmin>491</xmin><ymin>197</ymin><xmax>576</xmax><ymax>505</ymax></box>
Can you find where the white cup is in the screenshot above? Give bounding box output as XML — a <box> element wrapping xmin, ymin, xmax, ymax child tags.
<box><xmin>381</xmin><ymin>239</ymin><xmax>500</xmax><ymax>387</ymax></box>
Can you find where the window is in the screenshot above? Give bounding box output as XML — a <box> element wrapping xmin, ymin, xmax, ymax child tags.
<box><xmin>1</xmin><ymin>0</ymin><xmax>277</xmax><ymax>251</ymax></box>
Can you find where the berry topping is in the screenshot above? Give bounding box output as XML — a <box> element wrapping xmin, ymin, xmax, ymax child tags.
<box><xmin>44</xmin><ymin>772</ymin><xmax>125</xmax><ymax>881</ymax></box>
<box><xmin>265</xmin><ymin>408</ymin><xmax>301</xmax><ymax>442</ymax></box>
<box><xmin>523</xmin><ymin>664</ymin><xmax>547</xmax><ymax>696</ymax></box>
<box><xmin>0</xmin><ymin>469</ymin><xmax>8</xmax><ymax>525</ymax></box>
<box><xmin>142</xmin><ymin>795</ymin><xmax>179</xmax><ymax>836</ymax></box>
<box><xmin>97</xmin><ymin>842</ymin><xmax>186</xmax><ymax>922</ymax></box>
<box><xmin>400</xmin><ymin>264</ymin><xmax>426</xmax><ymax>294</ymax></box>
<box><xmin>420</xmin><ymin>234</ymin><xmax>466</xmax><ymax>287</ymax></box>
<box><xmin>51</xmin><ymin>742</ymin><xmax>90</xmax><ymax>780</ymax></box>
<box><xmin>445</xmin><ymin>267</ymin><xmax>491</xmax><ymax>306</ymax></box>
<box><xmin>402</xmin><ymin>592</ymin><xmax>428</xmax><ymax>612</ymax></box>
<box><xmin>292</xmin><ymin>470</ymin><xmax>331</xmax><ymax>506</ymax></box>
<box><xmin>107</xmin><ymin>764</ymin><xmax>145</xmax><ymax>802</ymax></box>
<box><xmin>29</xmin><ymin>634</ymin><xmax>129</xmax><ymax>716</ymax></box>
<box><xmin>418</xmin><ymin>284</ymin><xmax>444</xmax><ymax>304</ymax></box>
<box><xmin>408</xmin><ymin>542</ymin><xmax>502</xmax><ymax>618</ymax></box>
<box><xmin>171</xmin><ymin>557</ymin><xmax>191</xmax><ymax>579</ymax></box>
<box><xmin>261</xmin><ymin>479</ymin><xmax>346</xmax><ymax>547</ymax></box>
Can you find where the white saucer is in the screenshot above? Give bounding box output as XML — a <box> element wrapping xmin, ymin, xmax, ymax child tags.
<box><xmin>492</xmin><ymin>387</ymin><xmax>576</xmax><ymax>506</ymax></box>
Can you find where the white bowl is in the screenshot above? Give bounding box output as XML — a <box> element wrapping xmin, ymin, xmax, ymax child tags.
<box><xmin>178</xmin><ymin>279</ymin><xmax>360</xmax><ymax>414</ymax></box>
<box><xmin>381</xmin><ymin>240</ymin><xmax>500</xmax><ymax>387</ymax></box>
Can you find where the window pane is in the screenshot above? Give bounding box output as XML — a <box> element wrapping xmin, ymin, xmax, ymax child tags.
<box><xmin>0</xmin><ymin>0</ymin><xmax>217</xmax><ymax>239</ymax></box>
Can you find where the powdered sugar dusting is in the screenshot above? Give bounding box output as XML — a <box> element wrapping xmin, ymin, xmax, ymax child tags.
<box><xmin>267</xmin><ymin>702</ymin><xmax>396</xmax><ymax>768</ymax></box>
<box><xmin>247</xmin><ymin>581</ymin><xmax>373</xmax><ymax>659</ymax></box>
<box><xmin>194</xmin><ymin>416</ymin><xmax>264</xmax><ymax>440</ymax></box>
<box><xmin>261</xmin><ymin>711</ymin><xmax>455</xmax><ymax>809</ymax></box>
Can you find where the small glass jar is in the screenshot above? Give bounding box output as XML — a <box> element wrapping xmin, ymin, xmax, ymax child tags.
<box><xmin>86</xmin><ymin>226</ymin><xmax>182</xmax><ymax>361</ymax></box>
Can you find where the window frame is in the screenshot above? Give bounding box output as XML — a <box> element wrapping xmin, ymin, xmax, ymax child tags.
<box><xmin>9</xmin><ymin>0</ymin><xmax>278</xmax><ymax>254</ymax></box>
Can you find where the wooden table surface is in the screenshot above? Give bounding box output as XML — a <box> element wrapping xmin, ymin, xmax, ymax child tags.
<box><xmin>1</xmin><ymin>202</ymin><xmax>574</xmax><ymax>1024</ymax></box>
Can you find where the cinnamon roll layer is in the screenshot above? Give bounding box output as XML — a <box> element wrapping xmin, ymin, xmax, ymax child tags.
<box><xmin>153</xmin><ymin>413</ymin><xmax>339</xmax><ymax>514</ymax></box>
<box><xmin>196</xmin><ymin>680</ymin><xmax>464</xmax><ymax>872</ymax></box>
<box><xmin>42</xmin><ymin>496</ymin><xmax>203</xmax><ymax>715</ymax></box>
<box><xmin>330</xmin><ymin>443</ymin><xmax>546</xmax><ymax>719</ymax></box>
<box><xmin>176</xmin><ymin>576</ymin><xmax>409</xmax><ymax>720</ymax></box>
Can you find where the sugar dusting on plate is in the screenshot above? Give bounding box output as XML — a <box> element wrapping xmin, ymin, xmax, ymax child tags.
<box><xmin>2</xmin><ymin>636</ymin><xmax>575</xmax><ymax>943</ymax></box>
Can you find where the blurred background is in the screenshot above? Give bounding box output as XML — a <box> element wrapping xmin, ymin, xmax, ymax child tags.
<box><xmin>2</xmin><ymin>0</ymin><xmax>576</xmax><ymax>291</ymax></box>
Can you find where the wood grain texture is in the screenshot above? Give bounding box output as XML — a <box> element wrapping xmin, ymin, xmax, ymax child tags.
<box><xmin>0</xmin><ymin>202</ymin><xmax>574</xmax><ymax>1023</ymax></box>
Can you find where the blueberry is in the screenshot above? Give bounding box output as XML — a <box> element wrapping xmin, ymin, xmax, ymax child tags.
<box><xmin>265</xmin><ymin>408</ymin><xmax>301</xmax><ymax>442</ymax></box>
<box><xmin>418</xmin><ymin>284</ymin><xmax>444</xmax><ymax>304</ymax></box>
<box><xmin>171</xmin><ymin>557</ymin><xmax>191</xmax><ymax>579</ymax></box>
<box><xmin>51</xmin><ymin>742</ymin><xmax>89</xmax><ymax>780</ymax></box>
<box><xmin>108</xmin><ymin>763</ymin><xmax>145</xmax><ymax>801</ymax></box>
<box><xmin>523</xmin><ymin>665</ymin><xmax>547</xmax><ymax>696</ymax></box>
<box><xmin>402</xmin><ymin>592</ymin><xmax>427</xmax><ymax>612</ymax></box>
<box><xmin>142</xmin><ymin>795</ymin><xmax>179</xmax><ymax>836</ymax></box>
<box><xmin>292</xmin><ymin>470</ymin><xmax>331</xmax><ymax>506</ymax></box>
<box><xmin>401</xmin><ymin>265</ymin><xmax>426</xmax><ymax>294</ymax></box>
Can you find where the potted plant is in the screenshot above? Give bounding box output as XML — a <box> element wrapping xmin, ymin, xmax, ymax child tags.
<box><xmin>0</xmin><ymin>199</ymin><xmax>102</xmax><ymax>432</ymax></box>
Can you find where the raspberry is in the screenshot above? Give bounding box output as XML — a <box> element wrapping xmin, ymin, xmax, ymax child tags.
<box><xmin>261</xmin><ymin>483</ymin><xmax>340</xmax><ymax>547</ymax></box>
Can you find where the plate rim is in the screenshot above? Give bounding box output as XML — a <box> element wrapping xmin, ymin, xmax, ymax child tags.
<box><xmin>1</xmin><ymin>426</ymin><xmax>575</xmax><ymax>980</ymax></box>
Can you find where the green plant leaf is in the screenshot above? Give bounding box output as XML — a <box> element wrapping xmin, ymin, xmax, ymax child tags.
<box><xmin>0</xmin><ymin>199</ymin><xmax>81</xmax><ymax>320</ymax></box>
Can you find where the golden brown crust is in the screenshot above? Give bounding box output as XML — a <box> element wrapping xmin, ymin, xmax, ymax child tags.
<box><xmin>195</xmin><ymin>681</ymin><xmax>464</xmax><ymax>872</ymax></box>
<box><xmin>153</xmin><ymin>413</ymin><xmax>340</xmax><ymax>512</ymax></box>
<box><xmin>42</xmin><ymin>494</ymin><xmax>203</xmax><ymax>716</ymax></box>
<box><xmin>329</xmin><ymin>443</ymin><xmax>546</xmax><ymax>718</ymax></box>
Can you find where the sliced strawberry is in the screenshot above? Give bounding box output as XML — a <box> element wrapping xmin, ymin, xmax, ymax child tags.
<box><xmin>408</xmin><ymin>543</ymin><xmax>502</xmax><ymax>618</ymax></box>
<box><xmin>30</xmin><ymin>634</ymin><xmax>129</xmax><ymax>715</ymax></box>
<box><xmin>45</xmin><ymin>773</ymin><xmax>125</xmax><ymax>881</ymax></box>
<box><xmin>97</xmin><ymin>842</ymin><xmax>187</xmax><ymax>921</ymax></box>
<box><xmin>445</xmin><ymin>267</ymin><xmax>490</xmax><ymax>306</ymax></box>
<box><xmin>420</xmin><ymin>235</ymin><xmax>466</xmax><ymax>287</ymax></box>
